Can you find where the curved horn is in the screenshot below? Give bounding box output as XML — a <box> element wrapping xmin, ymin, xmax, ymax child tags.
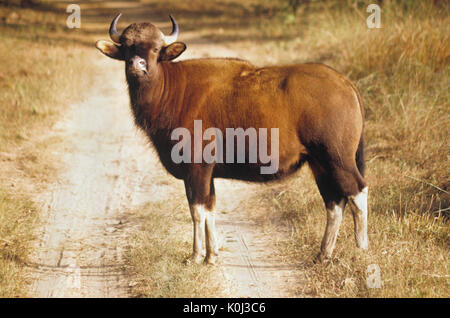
<box><xmin>109</xmin><ymin>13</ymin><xmax>122</xmax><ymax>44</ymax></box>
<box><xmin>162</xmin><ymin>15</ymin><xmax>179</xmax><ymax>45</ymax></box>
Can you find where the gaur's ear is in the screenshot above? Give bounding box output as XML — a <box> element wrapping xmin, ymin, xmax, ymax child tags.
<box><xmin>159</xmin><ymin>42</ymin><xmax>186</xmax><ymax>61</ymax></box>
<box><xmin>95</xmin><ymin>40</ymin><xmax>124</xmax><ymax>60</ymax></box>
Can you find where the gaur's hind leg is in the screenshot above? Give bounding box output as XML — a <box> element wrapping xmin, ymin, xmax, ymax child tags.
<box><xmin>348</xmin><ymin>186</ymin><xmax>369</xmax><ymax>249</ymax></box>
<box><xmin>309</xmin><ymin>156</ymin><xmax>367</xmax><ymax>262</ymax></box>
<box><xmin>319</xmin><ymin>198</ymin><xmax>346</xmax><ymax>263</ymax></box>
<box><xmin>330</xmin><ymin>161</ymin><xmax>369</xmax><ymax>251</ymax></box>
<box><xmin>309</xmin><ymin>162</ymin><xmax>346</xmax><ymax>262</ymax></box>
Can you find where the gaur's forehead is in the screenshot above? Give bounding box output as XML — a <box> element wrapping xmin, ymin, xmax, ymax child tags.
<box><xmin>120</xmin><ymin>22</ymin><xmax>163</xmax><ymax>46</ymax></box>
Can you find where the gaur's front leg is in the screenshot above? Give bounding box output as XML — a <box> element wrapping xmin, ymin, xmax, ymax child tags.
<box><xmin>184</xmin><ymin>165</ymin><xmax>218</xmax><ymax>265</ymax></box>
<box><xmin>186</xmin><ymin>204</ymin><xmax>206</xmax><ymax>265</ymax></box>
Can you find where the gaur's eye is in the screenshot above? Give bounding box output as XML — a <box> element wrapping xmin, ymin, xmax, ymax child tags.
<box><xmin>153</xmin><ymin>47</ymin><xmax>159</xmax><ymax>53</ymax></box>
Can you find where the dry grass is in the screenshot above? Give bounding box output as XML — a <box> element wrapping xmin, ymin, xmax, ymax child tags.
<box><xmin>0</xmin><ymin>5</ymin><xmax>101</xmax><ymax>296</ymax></box>
<box><xmin>0</xmin><ymin>194</ymin><xmax>38</xmax><ymax>297</ymax></box>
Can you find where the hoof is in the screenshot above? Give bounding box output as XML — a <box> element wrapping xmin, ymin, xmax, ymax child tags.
<box><xmin>313</xmin><ymin>252</ymin><xmax>331</xmax><ymax>264</ymax></box>
<box><xmin>356</xmin><ymin>240</ymin><xmax>369</xmax><ymax>250</ymax></box>
<box><xmin>184</xmin><ymin>253</ymin><xmax>203</xmax><ymax>265</ymax></box>
<box><xmin>204</xmin><ymin>254</ymin><xmax>218</xmax><ymax>266</ymax></box>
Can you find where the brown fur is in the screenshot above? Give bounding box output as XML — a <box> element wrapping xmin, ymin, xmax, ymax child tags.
<box><xmin>96</xmin><ymin>18</ymin><xmax>367</xmax><ymax>263</ymax></box>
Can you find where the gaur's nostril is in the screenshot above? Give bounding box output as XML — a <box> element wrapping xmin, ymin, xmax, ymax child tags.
<box><xmin>139</xmin><ymin>60</ymin><xmax>146</xmax><ymax>66</ymax></box>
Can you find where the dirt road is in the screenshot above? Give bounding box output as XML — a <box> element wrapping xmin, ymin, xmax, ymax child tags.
<box><xmin>28</xmin><ymin>1</ymin><xmax>302</xmax><ymax>297</ymax></box>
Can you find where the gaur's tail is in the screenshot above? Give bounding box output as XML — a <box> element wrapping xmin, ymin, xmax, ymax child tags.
<box><xmin>356</xmin><ymin>134</ymin><xmax>365</xmax><ymax>178</ymax></box>
<box><xmin>351</xmin><ymin>81</ymin><xmax>365</xmax><ymax>178</ymax></box>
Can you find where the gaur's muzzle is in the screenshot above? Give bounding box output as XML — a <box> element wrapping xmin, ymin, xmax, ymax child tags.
<box><xmin>128</xmin><ymin>56</ymin><xmax>147</xmax><ymax>74</ymax></box>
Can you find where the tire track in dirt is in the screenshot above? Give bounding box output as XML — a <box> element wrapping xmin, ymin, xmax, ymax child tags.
<box><xmin>213</xmin><ymin>180</ymin><xmax>302</xmax><ymax>298</ymax></box>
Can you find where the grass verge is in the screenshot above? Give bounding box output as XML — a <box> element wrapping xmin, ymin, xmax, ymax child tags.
<box><xmin>0</xmin><ymin>5</ymin><xmax>100</xmax><ymax>296</ymax></box>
